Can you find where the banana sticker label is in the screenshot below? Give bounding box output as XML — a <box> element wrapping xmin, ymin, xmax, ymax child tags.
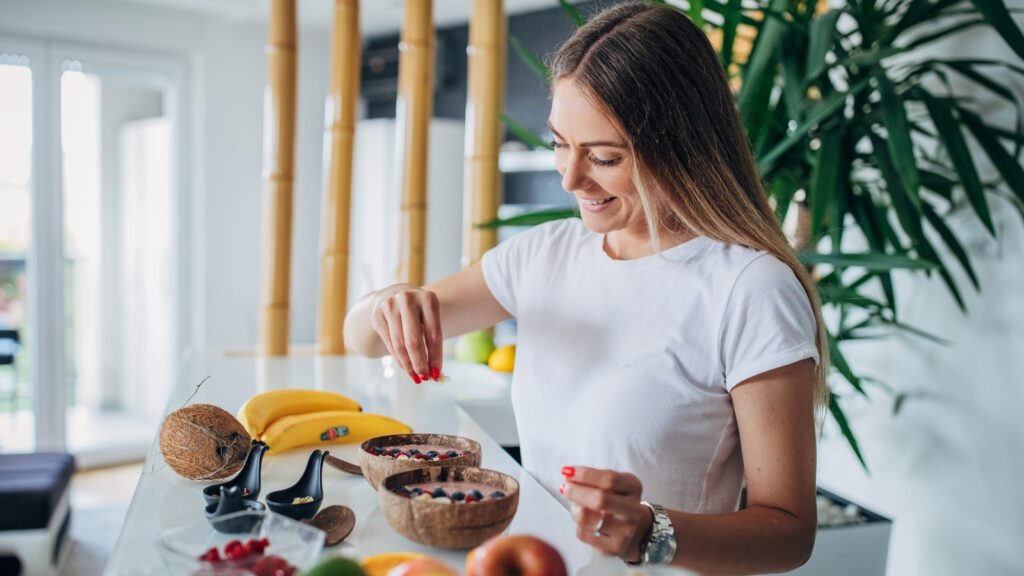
<box><xmin>320</xmin><ymin>426</ymin><xmax>350</xmax><ymax>441</ymax></box>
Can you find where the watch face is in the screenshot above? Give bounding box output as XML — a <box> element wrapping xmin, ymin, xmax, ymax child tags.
<box><xmin>647</xmin><ymin>535</ymin><xmax>677</xmax><ymax>565</ymax></box>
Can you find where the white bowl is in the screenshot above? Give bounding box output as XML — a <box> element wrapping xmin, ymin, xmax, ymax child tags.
<box><xmin>156</xmin><ymin>510</ymin><xmax>324</xmax><ymax>575</ymax></box>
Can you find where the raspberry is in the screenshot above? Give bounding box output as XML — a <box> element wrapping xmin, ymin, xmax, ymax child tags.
<box><xmin>198</xmin><ymin>547</ymin><xmax>221</xmax><ymax>563</ymax></box>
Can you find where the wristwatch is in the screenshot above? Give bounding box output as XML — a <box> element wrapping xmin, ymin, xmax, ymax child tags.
<box><xmin>636</xmin><ymin>501</ymin><xmax>677</xmax><ymax>566</ymax></box>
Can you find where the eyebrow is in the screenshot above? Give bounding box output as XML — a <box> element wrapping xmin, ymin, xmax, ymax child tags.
<box><xmin>547</xmin><ymin>120</ymin><xmax>627</xmax><ymax>149</ymax></box>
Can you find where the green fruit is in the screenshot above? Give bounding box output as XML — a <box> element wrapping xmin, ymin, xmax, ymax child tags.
<box><xmin>454</xmin><ymin>330</ymin><xmax>495</xmax><ymax>364</ymax></box>
<box><xmin>302</xmin><ymin>556</ymin><xmax>366</xmax><ymax>576</ymax></box>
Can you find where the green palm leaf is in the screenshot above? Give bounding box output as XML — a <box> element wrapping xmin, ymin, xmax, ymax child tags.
<box><xmin>829</xmin><ymin>394</ymin><xmax>869</xmax><ymax>471</ymax></box>
<box><xmin>477</xmin><ymin>209</ymin><xmax>578</xmax><ymax>229</ymax></box>
<box><xmin>510</xmin><ymin>36</ymin><xmax>551</xmax><ymax>83</ymax></box>
<box><xmin>500</xmin><ymin>113</ymin><xmax>552</xmax><ymax>151</ymax></box>
<box><xmin>958</xmin><ymin>107</ymin><xmax>1024</xmax><ymax>206</ymax></box>
<box><xmin>558</xmin><ymin>0</ymin><xmax>586</xmax><ymax>27</ymax></box>
<box><xmin>970</xmin><ymin>0</ymin><xmax>1024</xmax><ymax>62</ymax></box>
<box><xmin>799</xmin><ymin>251</ymin><xmax>936</xmax><ymax>270</ymax></box>
<box><xmin>921</xmin><ymin>201</ymin><xmax>980</xmax><ymax>290</ymax></box>
<box><xmin>759</xmin><ymin>77</ymin><xmax>872</xmax><ymax>174</ymax></box>
<box><xmin>917</xmin><ymin>92</ymin><xmax>995</xmax><ymax>235</ymax></box>
<box><xmin>876</xmin><ymin>73</ymin><xmax>921</xmax><ymax>211</ymax></box>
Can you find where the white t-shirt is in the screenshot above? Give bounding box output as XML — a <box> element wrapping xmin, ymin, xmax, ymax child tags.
<box><xmin>481</xmin><ymin>218</ymin><xmax>819</xmax><ymax>513</ymax></box>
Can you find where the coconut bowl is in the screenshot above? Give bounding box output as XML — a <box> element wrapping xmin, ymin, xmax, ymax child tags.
<box><xmin>359</xmin><ymin>433</ymin><xmax>481</xmax><ymax>491</ymax></box>
<box><xmin>378</xmin><ymin>466</ymin><xmax>519</xmax><ymax>549</ymax></box>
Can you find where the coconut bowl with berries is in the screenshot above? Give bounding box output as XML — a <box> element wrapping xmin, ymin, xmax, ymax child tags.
<box><xmin>379</xmin><ymin>466</ymin><xmax>519</xmax><ymax>549</ymax></box>
<box><xmin>359</xmin><ymin>433</ymin><xmax>481</xmax><ymax>491</ymax></box>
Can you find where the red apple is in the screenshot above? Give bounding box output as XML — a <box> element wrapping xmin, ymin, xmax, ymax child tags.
<box><xmin>466</xmin><ymin>534</ymin><xmax>567</xmax><ymax>576</ymax></box>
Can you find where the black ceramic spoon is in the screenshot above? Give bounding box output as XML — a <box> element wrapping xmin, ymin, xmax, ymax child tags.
<box><xmin>302</xmin><ymin>505</ymin><xmax>356</xmax><ymax>546</ymax></box>
<box><xmin>265</xmin><ymin>450</ymin><xmax>328</xmax><ymax>521</ymax></box>
<box><xmin>324</xmin><ymin>454</ymin><xmax>362</xmax><ymax>476</ymax></box>
<box><xmin>203</xmin><ymin>441</ymin><xmax>268</xmax><ymax>506</ymax></box>
<box><xmin>205</xmin><ymin>485</ymin><xmax>265</xmax><ymax>533</ymax></box>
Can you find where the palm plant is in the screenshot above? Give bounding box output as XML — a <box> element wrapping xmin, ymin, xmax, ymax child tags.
<box><xmin>490</xmin><ymin>0</ymin><xmax>1024</xmax><ymax>469</ymax></box>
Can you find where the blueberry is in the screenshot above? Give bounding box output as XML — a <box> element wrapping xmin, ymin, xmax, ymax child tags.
<box><xmin>389</xmin><ymin>448</ymin><xmax>401</xmax><ymax>455</ymax></box>
<box><xmin>489</xmin><ymin>491</ymin><xmax>506</xmax><ymax>499</ymax></box>
<box><xmin>426</xmin><ymin>450</ymin><xmax>439</xmax><ymax>459</ymax></box>
<box><xmin>431</xmin><ymin>488</ymin><xmax>447</xmax><ymax>498</ymax></box>
<box><xmin>409</xmin><ymin>487</ymin><xmax>424</xmax><ymax>496</ymax></box>
<box><xmin>468</xmin><ymin>489</ymin><xmax>483</xmax><ymax>500</ymax></box>
<box><xmin>393</xmin><ymin>486</ymin><xmax>411</xmax><ymax>497</ymax></box>
<box><xmin>407</xmin><ymin>448</ymin><xmax>420</xmax><ymax>455</ymax></box>
<box><xmin>445</xmin><ymin>450</ymin><xmax>459</xmax><ymax>458</ymax></box>
<box><xmin>450</xmin><ymin>491</ymin><xmax>465</xmax><ymax>501</ymax></box>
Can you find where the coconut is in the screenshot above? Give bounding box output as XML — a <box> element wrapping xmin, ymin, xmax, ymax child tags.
<box><xmin>159</xmin><ymin>403</ymin><xmax>251</xmax><ymax>481</ymax></box>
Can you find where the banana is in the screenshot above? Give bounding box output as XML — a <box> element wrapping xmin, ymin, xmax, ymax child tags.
<box><xmin>237</xmin><ymin>389</ymin><xmax>362</xmax><ymax>438</ymax></box>
<box><xmin>260</xmin><ymin>410</ymin><xmax>412</xmax><ymax>453</ymax></box>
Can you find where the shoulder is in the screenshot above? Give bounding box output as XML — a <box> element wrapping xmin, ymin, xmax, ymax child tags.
<box><xmin>695</xmin><ymin>241</ymin><xmax>797</xmax><ymax>290</ymax></box>
<box><xmin>719</xmin><ymin>248</ymin><xmax>812</xmax><ymax>324</ymax></box>
<box><xmin>498</xmin><ymin>217</ymin><xmax>588</xmax><ymax>255</ymax></box>
<box><xmin>732</xmin><ymin>251</ymin><xmax>801</xmax><ymax>290</ymax></box>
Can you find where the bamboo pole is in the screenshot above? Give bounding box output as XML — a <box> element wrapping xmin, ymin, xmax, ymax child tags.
<box><xmin>259</xmin><ymin>0</ymin><xmax>298</xmax><ymax>356</ymax></box>
<box><xmin>396</xmin><ymin>0</ymin><xmax>434</xmax><ymax>286</ymax></box>
<box><xmin>318</xmin><ymin>0</ymin><xmax>360</xmax><ymax>355</ymax></box>
<box><xmin>463</xmin><ymin>0</ymin><xmax>505</xmax><ymax>267</ymax></box>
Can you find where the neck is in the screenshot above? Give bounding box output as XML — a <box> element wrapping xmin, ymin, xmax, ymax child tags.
<box><xmin>603</xmin><ymin>227</ymin><xmax>696</xmax><ymax>260</ymax></box>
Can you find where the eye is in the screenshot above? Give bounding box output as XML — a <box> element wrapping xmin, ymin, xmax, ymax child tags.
<box><xmin>589</xmin><ymin>154</ymin><xmax>620</xmax><ymax>167</ymax></box>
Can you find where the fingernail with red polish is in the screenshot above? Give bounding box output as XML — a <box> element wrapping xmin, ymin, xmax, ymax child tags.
<box><xmin>559</xmin><ymin>483</ymin><xmax>566</xmax><ymax>495</ymax></box>
<box><xmin>411</xmin><ymin>373</ymin><xmax>421</xmax><ymax>384</ymax></box>
<box><xmin>420</xmin><ymin>374</ymin><xmax>430</xmax><ymax>381</ymax></box>
<box><xmin>431</xmin><ymin>367</ymin><xmax>440</xmax><ymax>380</ymax></box>
<box><xmin>561</xmin><ymin>466</ymin><xmax>575</xmax><ymax>478</ymax></box>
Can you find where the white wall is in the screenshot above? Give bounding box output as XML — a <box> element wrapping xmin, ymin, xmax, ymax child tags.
<box><xmin>0</xmin><ymin>0</ymin><xmax>333</xmax><ymax>352</ymax></box>
<box><xmin>817</xmin><ymin>22</ymin><xmax>1024</xmax><ymax>576</ymax></box>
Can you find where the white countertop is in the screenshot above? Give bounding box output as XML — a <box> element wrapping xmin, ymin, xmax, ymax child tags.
<box><xmin>104</xmin><ymin>350</ymin><xmax>631</xmax><ymax>575</ymax></box>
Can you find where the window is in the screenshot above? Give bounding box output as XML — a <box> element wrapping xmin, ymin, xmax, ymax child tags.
<box><xmin>0</xmin><ymin>38</ymin><xmax>185</xmax><ymax>465</ymax></box>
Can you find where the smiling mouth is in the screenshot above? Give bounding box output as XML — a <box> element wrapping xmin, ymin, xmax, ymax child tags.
<box><xmin>580</xmin><ymin>197</ymin><xmax>615</xmax><ymax>206</ymax></box>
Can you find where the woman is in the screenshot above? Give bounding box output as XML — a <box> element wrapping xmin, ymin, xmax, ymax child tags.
<box><xmin>345</xmin><ymin>3</ymin><xmax>828</xmax><ymax>573</ymax></box>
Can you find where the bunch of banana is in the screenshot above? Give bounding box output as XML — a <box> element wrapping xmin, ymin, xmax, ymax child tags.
<box><xmin>238</xmin><ymin>389</ymin><xmax>363</xmax><ymax>438</ymax></box>
<box><xmin>260</xmin><ymin>411</ymin><xmax>412</xmax><ymax>453</ymax></box>
<box><xmin>238</xmin><ymin>389</ymin><xmax>412</xmax><ymax>453</ymax></box>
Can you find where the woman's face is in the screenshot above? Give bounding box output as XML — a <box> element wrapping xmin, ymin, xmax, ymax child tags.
<box><xmin>549</xmin><ymin>79</ymin><xmax>647</xmax><ymax>241</ymax></box>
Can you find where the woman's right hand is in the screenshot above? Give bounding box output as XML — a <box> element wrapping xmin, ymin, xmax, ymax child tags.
<box><xmin>369</xmin><ymin>284</ymin><xmax>443</xmax><ymax>383</ymax></box>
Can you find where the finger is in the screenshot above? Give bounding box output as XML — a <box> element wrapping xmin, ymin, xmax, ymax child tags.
<box><xmin>370</xmin><ymin>307</ymin><xmax>397</xmax><ymax>360</ymax></box>
<box><xmin>562</xmin><ymin>482</ymin><xmax>640</xmax><ymax>519</ymax></box>
<box><xmin>569</xmin><ymin>502</ymin><xmax>602</xmax><ymax>530</ymax></box>
<box><xmin>397</xmin><ymin>294</ymin><xmax>430</xmax><ymax>379</ymax></box>
<box><xmin>384</xmin><ymin>304</ymin><xmax>416</xmax><ymax>381</ymax></box>
<box><xmin>575</xmin><ymin>515</ymin><xmax>623</xmax><ymax>557</ymax></box>
<box><xmin>421</xmin><ymin>291</ymin><xmax>443</xmax><ymax>379</ymax></box>
<box><xmin>564</xmin><ymin>466</ymin><xmax>643</xmax><ymax>496</ymax></box>
<box><xmin>590</xmin><ymin>513</ymin><xmax>634</xmax><ymax>557</ymax></box>
<box><xmin>570</xmin><ymin>503</ymin><xmax>639</xmax><ymax>558</ymax></box>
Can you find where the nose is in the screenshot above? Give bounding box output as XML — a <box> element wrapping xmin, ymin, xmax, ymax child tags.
<box><xmin>559</xmin><ymin>154</ymin><xmax>589</xmax><ymax>193</ymax></box>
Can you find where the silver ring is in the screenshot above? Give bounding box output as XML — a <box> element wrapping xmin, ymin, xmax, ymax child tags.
<box><xmin>592</xmin><ymin>514</ymin><xmax>605</xmax><ymax>537</ymax></box>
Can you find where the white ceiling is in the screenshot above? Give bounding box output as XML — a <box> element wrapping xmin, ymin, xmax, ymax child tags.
<box><xmin>119</xmin><ymin>0</ymin><xmax>576</xmax><ymax>35</ymax></box>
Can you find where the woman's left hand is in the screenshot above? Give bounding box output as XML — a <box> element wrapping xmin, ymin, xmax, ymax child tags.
<box><xmin>559</xmin><ymin>466</ymin><xmax>654</xmax><ymax>563</ymax></box>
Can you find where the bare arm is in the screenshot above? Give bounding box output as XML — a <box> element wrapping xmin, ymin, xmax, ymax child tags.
<box><xmin>564</xmin><ymin>359</ymin><xmax>818</xmax><ymax>575</ymax></box>
<box><xmin>343</xmin><ymin>262</ymin><xmax>512</xmax><ymax>378</ymax></box>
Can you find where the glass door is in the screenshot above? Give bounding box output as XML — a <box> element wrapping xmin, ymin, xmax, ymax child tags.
<box><xmin>56</xmin><ymin>49</ymin><xmax>181</xmax><ymax>466</ymax></box>
<box><xmin>0</xmin><ymin>46</ymin><xmax>36</xmax><ymax>452</ymax></box>
<box><xmin>0</xmin><ymin>37</ymin><xmax>184</xmax><ymax>464</ymax></box>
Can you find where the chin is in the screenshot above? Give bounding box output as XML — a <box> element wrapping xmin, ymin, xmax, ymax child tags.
<box><xmin>578</xmin><ymin>213</ymin><xmax>616</xmax><ymax>234</ymax></box>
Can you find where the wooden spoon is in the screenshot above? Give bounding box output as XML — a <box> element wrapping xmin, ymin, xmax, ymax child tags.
<box><xmin>302</xmin><ymin>504</ymin><xmax>356</xmax><ymax>546</ymax></box>
<box><xmin>325</xmin><ymin>454</ymin><xmax>362</xmax><ymax>476</ymax></box>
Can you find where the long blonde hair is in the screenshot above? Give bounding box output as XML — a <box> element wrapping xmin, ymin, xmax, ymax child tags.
<box><xmin>550</xmin><ymin>2</ymin><xmax>830</xmax><ymax>421</ymax></box>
